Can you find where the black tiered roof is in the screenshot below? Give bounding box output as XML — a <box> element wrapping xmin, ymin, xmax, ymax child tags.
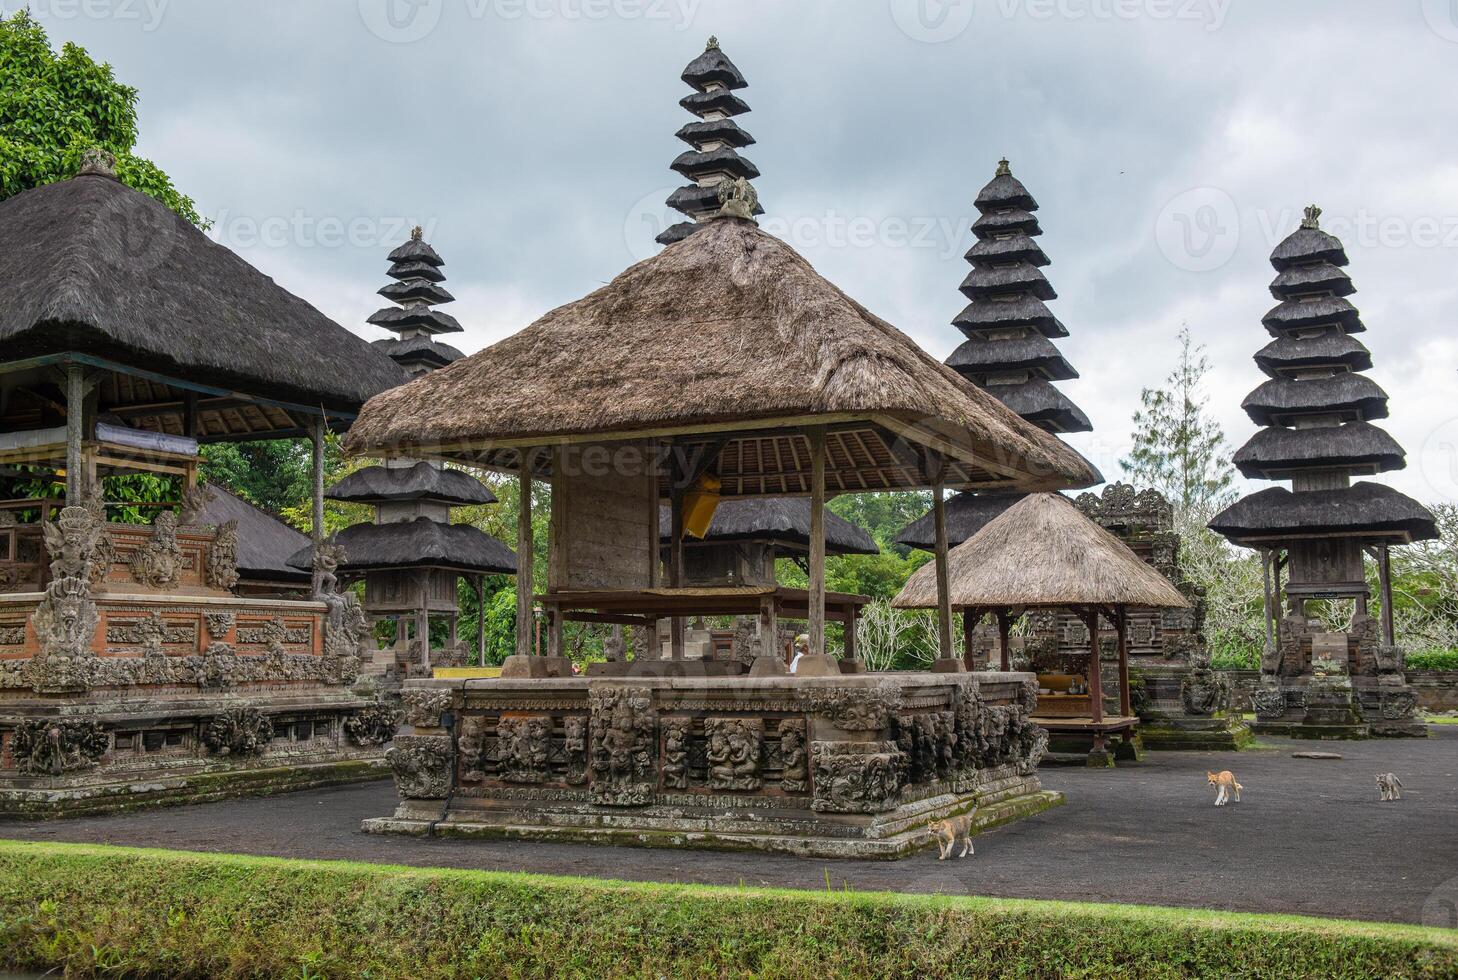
<box><xmin>1211</xmin><ymin>206</ymin><xmax>1435</xmax><ymax>544</ymax></box>
<box><xmin>287</xmin><ymin>518</ymin><xmax>517</xmax><ymax>576</ymax></box>
<box><xmin>657</xmin><ymin>37</ymin><xmax>763</xmax><ymax>246</ymax></box>
<box><xmin>947</xmin><ymin>160</ymin><xmax>1089</xmax><ymax>433</ymax></box>
<box><xmin>326</xmin><ymin>461</ymin><xmax>497</xmax><ymax>507</ymax></box>
<box><xmin>367</xmin><ymin>228</ymin><xmax>465</xmax><ymax>374</ymax></box>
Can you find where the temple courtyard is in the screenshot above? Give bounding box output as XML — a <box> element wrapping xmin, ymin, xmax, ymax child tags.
<box><xmin>5</xmin><ymin>725</ymin><xmax>1452</xmax><ymax>927</ymax></box>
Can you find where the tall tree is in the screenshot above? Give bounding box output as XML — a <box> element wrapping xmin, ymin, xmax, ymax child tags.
<box><xmin>1121</xmin><ymin>325</ymin><xmax>1234</xmax><ymax>514</ymax></box>
<box><xmin>0</xmin><ymin>10</ymin><xmax>203</xmax><ymax>224</ymax></box>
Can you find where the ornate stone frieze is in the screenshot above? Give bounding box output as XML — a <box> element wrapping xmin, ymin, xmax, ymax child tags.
<box><xmin>796</xmin><ymin>681</ymin><xmax>902</xmax><ymax>731</ymax></box>
<box><xmin>1380</xmin><ymin>688</ymin><xmax>1418</xmax><ymax>720</ymax></box>
<box><xmin>9</xmin><ymin>718</ymin><xmax>109</xmax><ymax>775</ymax></box>
<box><xmin>130</xmin><ymin>511</ymin><xmax>183</xmax><ymax>589</ymax></box>
<box><xmin>705</xmin><ymin>717</ymin><xmax>762</xmax><ymax>792</ymax></box>
<box><xmin>205</xmin><ymin>519</ymin><xmax>240</xmax><ymax>591</ymax></box>
<box><xmin>194</xmin><ymin>641</ymin><xmax>238</xmax><ymax>690</ymax></box>
<box><xmin>345</xmin><ymin>700</ymin><xmax>404</xmax><ymax>747</ymax></box>
<box><xmin>236</xmin><ymin>619</ymin><xmax>311</xmax><ymax>647</ymax></box>
<box><xmin>402</xmin><ymin>688</ymin><xmax>454</xmax><ymax>728</ymax></box>
<box><xmin>387</xmin><ymin>734</ymin><xmax>452</xmax><ymax>799</ymax></box>
<box><xmin>27</xmin><ymin>575</ymin><xmax>98</xmax><ymax>694</ymax></box>
<box><xmin>563</xmin><ymin>716</ymin><xmax>589</xmax><ymax>785</ymax></box>
<box><xmin>204</xmin><ymin>613</ymin><xmax>235</xmax><ymax>640</ymax></box>
<box><xmin>809</xmin><ymin>740</ymin><xmax>901</xmax><ymax>814</ymax></box>
<box><xmin>588</xmin><ymin>685</ymin><xmax>657</xmax><ymax>806</ymax></box>
<box><xmin>201</xmin><ymin>706</ymin><xmax>273</xmax><ymax>756</ymax></box>
<box><xmin>779</xmin><ymin>720</ymin><xmax>808</xmax><ymax>793</ymax></box>
<box><xmin>0</xmin><ymin>624</ymin><xmax>27</xmax><ymax>646</ymax></box>
<box><xmin>498</xmin><ymin>715</ymin><xmax>552</xmax><ymax>783</ymax></box>
<box><xmin>1250</xmin><ymin>684</ymin><xmax>1290</xmax><ymax>719</ymax></box>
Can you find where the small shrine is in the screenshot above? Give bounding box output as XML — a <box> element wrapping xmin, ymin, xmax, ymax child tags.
<box><xmin>897</xmin><ymin>159</ymin><xmax>1095</xmax><ymax>554</ymax></box>
<box><xmin>345</xmin><ymin>41</ymin><xmax>1099</xmax><ymax>857</ymax></box>
<box><xmin>0</xmin><ymin>153</ymin><xmax>410</xmax><ymax>814</ymax></box>
<box><xmin>1210</xmin><ymin>206</ymin><xmax>1436</xmax><ymax>738</ymax></box>
<box><xmin>895</xmin><ymin>494</ymin><xmax>1190</xmax><ymax>767</ymax></box>
<box><xmin>287</xmin><ymin>232</ymin><xmax>517</xmax><ymax>682</ymax></box>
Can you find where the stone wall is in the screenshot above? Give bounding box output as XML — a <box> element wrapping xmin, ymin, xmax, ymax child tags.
<box><xmin>1222</xmin><ymin>669</ymin><xmax>1458</xmax><ymax>713</ymax></box>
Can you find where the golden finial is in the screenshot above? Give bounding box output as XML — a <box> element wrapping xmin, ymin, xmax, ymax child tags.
<box><xmin>995</xmin><ymin>158</ymin><xmax>1011</xmax><ymax>177</ymax></box>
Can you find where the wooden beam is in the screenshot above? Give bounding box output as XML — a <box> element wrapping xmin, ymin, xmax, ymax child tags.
<box><xmin>997</xmin><ymin>610</ymin><xmax>1012</xmax><ymax>672</ymax></box>
<box><xmin>1086</xmin><ymin>608</ymin><xmax>1104</xmax><ymax>725</ymax></box>
<box><xmin>808</xmin><ymin>427</ymin><xmax>827</xmax><ymax>657</ymax></box>
<box><xmin>759</xmin><ymin>593</ymin><xmax>779</xmax><ymax>662</ymax></box>
<box><xmin>309</xmin><ymin>417</ymin><xmax>326</xmax><ymax>547</ymax></box>
<box><xmin>515</xmin><ymin>449</ymin><xmax>535</xmax><ymax>659</ymax></box>
<box><xmin>1116</xmin><ymin>608</ymin><xmax>1132</xmax><ymax>718</ymax></box>
<box><xmin>64</xmin><ymin>365</ymin><xmax>84</xmax><ymax>505</ymax></box>
<box><xmin>932</xmin><ymin>481</ymin><xmax>953</xmax><ymax>661</ymax></box>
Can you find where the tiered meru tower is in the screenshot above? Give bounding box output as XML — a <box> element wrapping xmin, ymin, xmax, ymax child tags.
<box><xmin>657</xmin><ymin>36</ymin><xmax>763</xmax><ymax>246</ymax></box>
<box><xmin>1211</xmin><ymin>205</ymin><xmax>1436</xmax><ymax>738</ymax></box>
<box><xmin>368</xmin><ymin>227</ymin><xmax>466</xmax><ymax>376</ymax></box>
<box><xmin>897</xmin><ymin>160</ymin><xmax>1091</xmax><ymax>551</ymax></box>
<box><xmin>290</xmin><ymin>231</ymin><xmax>516</xmax><ymax>682</ymax></box>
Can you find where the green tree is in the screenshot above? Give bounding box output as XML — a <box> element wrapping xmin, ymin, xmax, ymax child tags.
<box><xmin>1121</xmin><ymin>325</ymin><xmax>1234</xmax><ymax>515</ymax></box>
<box><xmin>0</xmin><ymin>10</ymin><xmax>203</xmax><ymax>224</ymax></box>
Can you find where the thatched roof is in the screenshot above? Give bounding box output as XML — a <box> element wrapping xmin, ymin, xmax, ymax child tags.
<box><xmin>286</xmin><ymin>518</ymin><xmax>517</xmax><ymax>576</ymax></box>
<box><xmin>1242</xmin><ymin>374</ymin><xmax>1389</xmax><ymax>426</ymax></box>
<box><xmin>893</xmin><ymin>493</ymin><xmax>1189</xmax><ymax>610</ymax></box>
<box><xmin>1209</xmin><ymin>483</ymin><xmax>1437</xmax><ymax>545</ymax></box>
<box><xmin>194</xmin><ymin>483</ymin><xmax>311</xmax><ymax>584</ymax></box>
<box><xmin>344</xmin><ymin>218</ymin><xmax>1097</xmax><ymax>496</ymax></box>
<box><xmin>0</xmin><ymin>172</ymin><xmax>406</xmax><ymax>419</ymax></box>
<box><xmin>895</xmin><ymin>490</ymin><xmax>1023</xmax><ymax>550</ymax></box>
<box><xmin>1233</xmin><ymin>421</ymin><xmax>1406</xmax><ymax>478</ymax></box>
<box><xmin>326</xmin><ymin>462</ymin><xmax>496</xmax><ymax>506</ymax></box>
<box><xmin>659</xmin><ymin>499</ymin><xmax>878</xmax><ymax>555</ymax></box>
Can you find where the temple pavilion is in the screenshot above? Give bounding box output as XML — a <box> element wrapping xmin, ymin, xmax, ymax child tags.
<box><xmin>0</xmin><ymin>151</ymin><xmax>409</xmax><ymax>813</ymax></box>
<box><xmin>350</xmin><ymin>40</ymin><xmax>1097</xmax><ymax>856</ymax></box>
<box><xmin>895</xmin><ymin>493</ymin><xmax>1189</xmax><ymax>766</ymax></box>
<box><xmin>287</xmin><ymin>232</ymin><xmax>517</xmax><ymax>681</ymax></box>
<box><xmin>1209</xmin><ymin>206</ymin><xmax>1436</xmax><ymax>738</ymax></box>
<box><xmin>897</xmin><ymin>159</ymin><xmax>1094</xmax><ymax>553</ymax></box>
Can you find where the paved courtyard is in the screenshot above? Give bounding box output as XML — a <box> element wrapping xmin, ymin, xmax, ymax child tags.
<box><xmin>4</xmin><ymin>727</ymin><xmax>1455</xmax><ymax>926</ymax></box>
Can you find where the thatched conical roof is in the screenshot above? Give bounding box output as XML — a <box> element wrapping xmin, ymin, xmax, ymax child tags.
<box><xmin>0</xmin><ymin>171</ymin><xmax>406</xmax><ymax>416</ymax></box>
<box><xmin>659</xmin><ymin>498</ymin><xmax>878</xmax><ymax>555</ymax></box>
<box><xmin>893</xmin><ymin>493</ymin><xmax>1189</xmax><ymax>610</ymax></box>
<box><xmin>344</xmin><ymin>218</ymin><xmax>1097</xmax><ymax>496</ymax></box>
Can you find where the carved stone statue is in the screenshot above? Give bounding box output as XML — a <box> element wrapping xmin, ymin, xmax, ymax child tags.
<box><xmin>661</xmin><ymin>718</ymin><xmax>690</xmax><ymax>790</ymax></box>
<box><xmin>714</xmin><ymin>176</ymin><xmax>759</xmax><ymax>221</ymax></box>
<box><xmin>779</xmin><ymin>720</ymin><xmax>808</xmax><ymax>793</ymax></box>
<box><xmin>564</xmin><ymin>716</ymin><xmax>589</xmax><ymax>785</ymax></box>
<box><xmin>810</xmin><ymin>741</ymin><xmax>901</xmax><ymax>814</ymax></box>
<box><xmin>130</xmin><ymin>511</ymin><xmax>183</xmax><ymax>589</ymax></box>
<box><xmin>205</xmin><ymin>519</ymin><xmax>240</xmax><ymax>591</ymax></box>
<box><xmin>201</xmin><ymin>706</ymin><xmax>273</xmax><ymax>756</ymax></box>
<box><xmin>344</xmin><ymin>700</ymin><xmax>403</xmax><ymax>747</ymax></box>
<box><xmin>588</xmin><ymin>685</ymin><xmax>657</xmax><ymax>806</ymax></box>
<box><xmin>498</xmin><ymin>715</ymin><xmax>552</xmax><ymax>783</ymax></box>
<box><xmin>178</xmin><ymin>485</ymin><xmax>212</xmax><ymax>527</ymax></box>
<box><xmin>705</xmin><ymin>717</ymin><xmax>762</xmax><ymax>792</ymax></box>
<box><xmin>11</xmin><ymin>718</ymin><xmax>109</xmax><ymax>775</ymax></box>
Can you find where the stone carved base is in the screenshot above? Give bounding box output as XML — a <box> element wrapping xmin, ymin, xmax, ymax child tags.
<box><xmin>1134</xmin><ymin>665</ymin><xmax>1252</xmax><ymax>751</ymax></box>
<box><xmin>367</xmin><ymin>671</ymin><xmax>1052</xmax><ymax>858</ymax></box>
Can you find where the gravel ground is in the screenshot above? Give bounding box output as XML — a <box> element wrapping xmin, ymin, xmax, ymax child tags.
<box><xmin>4</xmin><ymin>727</ymin><xmax>1455</xmax><ymax>926</ymax></box>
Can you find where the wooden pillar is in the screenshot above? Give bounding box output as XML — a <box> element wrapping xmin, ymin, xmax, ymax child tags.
<box><xmin>416</xmin><ymin>572</ymin><xmax>432</xmax><ymax>674</ymax></box>
<box><xmin>808</xmin><ymin>428</ymin><xmax>827</xmax><ymax>657</ymax></box>
<box><xmin>64</xmin><ymin>364</ymin><xmax>84</xmax><ymax>506</ymax></box>
<box><xmin>997</xmin><ymin>610</ymin><xmax>1012</xmax><ymax>672</ymax></box>
<box><xmin>931</xmin><ymin>481</ymin><xmax>953</xmax><ymax>661</ymax></box>
<box><xmin>1260</xmin><ymin>549</ymin><xmax>1275</xmax><ymax>645</ymax></box>
<box><xmin>515</xmin><ymin>449</ymin><xmax>535</xmax><ymax>659</ymax></box>
<box><xmin>759</xmin><ymin>594</ymin><xmax>778</xmax><ymax>662</ymax></box>
<box><xmin>1085</xmin><ymin>608</ymin><xmax>1104</xmax><ymax>725</ymax></box>
<box><xmin>1116</xmin><ymin>609</ymin><xmax>1131</xmax><ymax>718</ymax></box>
<box><xmin>309</xmin><ymin>417</ymin><xmax>326</xmax><ymax>546</ymax></box>
<box><xmin>961</xmin><ymin>608</ymin><xmax>977</xmax><ymax>671</ymax></box>
<box><xmin>1377</xmin><ymin>542</ymin><xmax>1395</xmax><ymax>646</ymax></box>
<box><xmin>843</xmin><ymin>603</ymin><xmax>857</xmax><ymax>661</ymax></box>
<box><xmin>669</xmin><ymin>487</ymin><xmax>686</xmax><ymax>661</ymax></box>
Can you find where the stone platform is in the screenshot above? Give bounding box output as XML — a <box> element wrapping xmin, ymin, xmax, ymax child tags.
<box><xmin>366</xmin><ymin>671</ymin><xmax>1053</xmax><ymax>859</ymax></box>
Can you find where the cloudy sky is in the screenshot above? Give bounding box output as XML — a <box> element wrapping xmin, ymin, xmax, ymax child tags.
<box><xmin>28</xmin><ymin>0</ymin><xmax>1458</xmax><ymax>504</ymax></box>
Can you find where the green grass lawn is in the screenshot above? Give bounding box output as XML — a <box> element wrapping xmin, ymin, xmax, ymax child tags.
<box><xmin>0</xmin><ymin>840</ymin><xmax>1453</xmax><ymax>979</ymax></box>
<box><xmin>1424</xmin><ymin>713</ymin><xmax>1458</xmax><ymax>725</ymax></box>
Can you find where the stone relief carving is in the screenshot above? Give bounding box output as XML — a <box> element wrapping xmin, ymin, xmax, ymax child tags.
<box><xmin>457</xmin><ymin>715</ymin><xmax>488</xmax><ymax>782</ymax></box>
<box><xmin>344</xmin><ymin>700</ymin><xmax>404</xmax><ymax>747</ymax></box>
<box><xmin>201</xmin><ymin>706</ymin><xmax>273</xmax><ymax>756</ymax></box>
<box><xmin>563</xmin><ymin>716</ymin><xmax>589</xmax><ymax>785</ymax></box>
<box><xmin>402</xmin><ymin>688</ymin><xmax>454</xmax><ymax>728</ymax></box>
<box><xmin>796</xmin><ymin>682</ymin><xmax>902</xmax><ymax>731</ymax></box>
<box><xmin>10</xmin><ymin>718</ymin><xmax>109</xmax><ymax>775</ymax></box>
<box><xmin>1250</xmin><ymin>684</ymin><xmax>1289</xmax><ymax>720</ymax></box>
<box><xmin>588</xmin><ymin>685</ymin><xmax>657</xmax><ymax>806</ymax></box>
<box><xmin>205</xmin><ymin>519</ymin><xmax>240</xmax><ymax>591</ymax></box>
<box><xmin>194</xmin><ymin>641</ymin><xmax>238</xmax><ymax>690</ymax></box>
<box><xmin>705</xmin><ymin>717</ymin><xmax>762</xmax><ymax>792</ymax></box>
<box><xmin>204</xmin><ymin>613</ymin><xmax>235</xmax><ymax>640</ymax></box>
<box><xmin>498</xmin><ymin>715</ymin><xmax>552</xmax><ymax>783</ymax></box>
<box><xmin>0</xmin><ymin>624</ymin><xmax>26</xmax><ymax>646</ymax></box>
<box><xmin>778</xmin><ymin>720</ymin><xmax>808</xmax><ymax>793</ymax></box>
<box><xmin>1017</xmin><ymin>724</ymin><xmax>1049</xmax><ymax>776</ymax></box>
<box><xmin>809</xmin><ymin>741</ymin><xmax>901</xmax><ymax>814</ymax></box>
<box><xmin>1380</xmin><ymin>689</ymin><xmax>1418</xmax><ymax>720</ymax></box>
<box><xmin>387</xmin><ymin>734</ymin><xmax>452</xmax><ymax>799</ymax></box>
<box><xmin>661</xmin><ymin>718</ymin><xmax>690</xmax><ymax>790</ymax></box>
<box><xmin>28</xmin><ymin>506</ymin><xmax>105</xmax><ymax>693</ymax></box>
<box><xmin>130</xmin><ymin>511</ymin><xmax>183</xmax><ymax>589</ymax></box>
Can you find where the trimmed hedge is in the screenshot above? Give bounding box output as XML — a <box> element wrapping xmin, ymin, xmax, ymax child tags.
<box><xmin>0</xmin><ymin>841</ymin><xmax>1454</xmax><ymax>979</ymax></box>
<box><xmin>1408</xmin><ymin>650</ymin><xmax>1458</xmax><ymax>671</ymax></box>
